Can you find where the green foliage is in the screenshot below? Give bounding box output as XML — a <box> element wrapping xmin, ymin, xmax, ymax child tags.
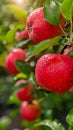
<box><xmin>26</xmin><ymin>36</ymin><xmax>61</xmax><ymax>60</ymax></box>
<box><xmin>7</xmin><ymin>4</ymin><xmax>28</xmax><ymax>23</ymax></box>
<box><xmin>15</xmin><ymin>60</ymin><xmax>32</xmax><ymax>75</ymax></box>
<box><xmin>61</xmin><ymin>0</ymin><xmax>73</xmax><ymax>20</ymax></box>
<box><xmin>6</xmin><ymin>28</ymin><xmax>17</xmax><ymax>43</ymax></box>
<box><xmin>69</xmin><ymin>51</ymin><xmax>73</xmax><ymax>57</ymax></box>
<box><xmin>0</xmin><ymin>43</ymin><xmax>6</xmax><ymax>54</ymax></box>
<box><xmin>66</xmin><ymin>108</ymin><xmax>73</xmax><ymax>126</ymax></box>
<box><xmin>43</xmin><ymin>0</ymin><xmax>61</xmax><ymax>25</ymax></box>
<box><xmin>33</xmin><ymin>120</ymin><xmax>65</xmax><ymax>130</ymax></box>
<box><xmin>8</xmin><ymin>93</ymin><xmax>21</xmax><ymax>105</ymax></box>
<box><xmin>0</xmin><ymin>116</ymin><xmax>11</xmax><ymax>130</ymax></box>
<box><xmin>6</xmin><ymin>24</ymin><xmax>25</xmax><ymax>43</ymax></box>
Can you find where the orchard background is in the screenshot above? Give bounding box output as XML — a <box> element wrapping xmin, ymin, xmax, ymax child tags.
<box><xmin>0</xmin><ymin>0</ymin><xmax>73</xmax><ymax>130</ymax></box>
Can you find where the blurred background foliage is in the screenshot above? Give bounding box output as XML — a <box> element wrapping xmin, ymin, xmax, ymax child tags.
<box><xmin>0</xmin><ymin>1</ymin><xmax>46</xmax><ymax>130</ymax></box>
<box><xmin>0</xmin><ymin>0</ymin><xmax>45</xmax><ymax>104</ymax></box>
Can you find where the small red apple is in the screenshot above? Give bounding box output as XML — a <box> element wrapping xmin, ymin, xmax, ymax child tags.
<box><xmin>5</xmin><ymin>48</ymin><xmax>26</xmax><ymax>75</ymax></box>
<box><xmin>15</xmin><ymin>30</ymin><xmax>29</xmax><ymax>41</ymax></box>
<box><xmin>24</xmin><ymin>128</ymin><xmax>29</xmax><ymax>130</ymax></box>
<box><xmin>20</xmin><ymin>100</ymin><xmax>41</xmax><ymax>121</ymax></box>
<box><xmin>16</xmin><ymin>85</ymin><xmax>33</xmax><ymax>102</ymax></box>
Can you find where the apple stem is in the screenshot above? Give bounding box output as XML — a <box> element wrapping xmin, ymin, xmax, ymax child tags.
<box><xmin>59</xmin><ymin>24</ymin><xmax>67</xmax><ymax>38</ymax></box>
<box><xmin>70</xmin><ymin>15</ymin><xmax>73</xmax><ymax>45</ymax></box>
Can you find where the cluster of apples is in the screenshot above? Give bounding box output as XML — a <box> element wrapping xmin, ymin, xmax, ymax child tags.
<box><xmin>5</xmin><ymin>48</ymin><xmax>41</xmax><ymax>122</ymax></box>
<box><xmin>5</xmin><ymin>7</ymin><xmax>73</xmax><ymax>124</ymax></box>
<box><xmin>16</xmin><ymin>7</ymin><xmax>64</xmax><ymax>43</ymax></box>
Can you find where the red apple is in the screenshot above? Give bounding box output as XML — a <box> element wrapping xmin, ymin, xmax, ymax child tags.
<box><xmin>15</xmin><ymin>30</ymin><xmax>29</xmax><ymax>41</ymax></box>
<box><xmin>26</xmin><ymin>7</ymin><xmax>64</xmax><ymax>43</ymax></box>
<box><xmin>5</xmin><ymin>48</ymin><xmax>26</xmax><ymax>75</ymax></box>
<box><xmin>35</xmin><ymin>54</ymin><xmax>73</xmax><ymax>94</ymax></box>
<box><xmin>20</xmin><ymin>100</ymin><xmax>41</xmax><ymax>121</ymax></box>
<box><xmin>16</xmin><ymin>85</ymin><xmax>33</xmax><ymax>102</ymax></box>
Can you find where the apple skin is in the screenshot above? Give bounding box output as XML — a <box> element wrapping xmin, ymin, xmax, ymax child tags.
<box><xmin>26</xmin><ymin>7</ymin><xmax>64</xmax><ymax>43</ymax></box>
<box><xmin>24</xmin><ymin>128</ymin><xmax>29</xmax><ymax>130</ymax></box>
<box><xmin>15</xmin><ymin>79</ymin><xmax>27</xmax><ymax>87</ymax></box>
<box><xmin>5</xmin><ymin>48</ymin><xmax>26</xmax><ymax>75</ymax></box>
<box><xmin>16</xmin><ymin>85</ymin><xmax>33</xmax><ymax>102</ymax></box>
<box><xmin>15</xmin><ymin>30</ymin><xmax>29</xmax><ymax>41</ymax></box>
<box><xmin>20</xmin><ymin>101</ymin><xmax>41</xmax><ymax>121</ymax></box>
<box><xmin>69</xmin><ymin>87</ymin><xmax>73</xmax><ymax>94</ymax></box>
<box><xmin>35</xmin><ymin>54</ymin><xmax>73</xmax><ymax>94</ymax></box>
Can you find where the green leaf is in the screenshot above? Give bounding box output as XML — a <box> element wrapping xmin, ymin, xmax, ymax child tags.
<box><xmin>6</xmin><ymin>28</ymin><xmax>16</xmax><ymax>43</ymax></box>
<box><xmin>34</xmin><ymin>120</ymin><xmax>65</xmax><ymax>130</ymax></box>
<box><xmin>26</xmin><ymin>36</ymin><xmax>61</xmax><ymax>61</ymax></box>
<box><xmin>7</xmin><ymin>4</ymin><xmax>28</xmax><ymax>23</ymax></box>
<box><xmin>6</xmin><ymin>25</ymin><xmax>25</xmax><ymax>43</ymax></box>
<box><xmin>0</xmin><ymin>51</ymin><xmax>8</xmax><ymax>66</ymax></box>
<box><xmin>61</xmin><ymin>0</ymin><xmax>73</xmax><ymax>20</ymax></box>
<box><xmin>0</xmin><ymin>43</ymin><xmax>6</xmax><ymax>54</ymax></box>
<box><xmin>55</xmin><ymin>0</ymin><xmax>64</xmax><ymax>3</ymax></box>
<box><xmin>10</xmin><ymin>109</ymin><xmax>19</xmax><ymax>119</ymax></box>
<box><xmin>43</xmin><ymin>0</ymin><xmax>61</xmax><ymax>25</ymax></box>
<box><xmin>66</xmin><ymin>108</ymin><xmax>73</xmax><ymax>126</ymax></box>
<box><xmin>0</xmin><ymin>35</ymin><xmax>4</xmax><ymax>41</ymax></box>
<box><xmin>16</xmin><ymin>60</ymin><xmax>32</xmax><ymax>75</ymax></box>
<box><xmin>8</xmin><ymin>94</ymin><xmax>21</xmax><ymax>105</ymax></box>
<box><xmin>14</xmin><ymin>73</ymin><xmax>27</xmax><ymax>81</ymax></box>
<box><xmin>68</xmin><ymin>125</ymin><xmax>73</xmax><ymax>130</ymax></box>
<box><xmin>16</xmin><ymin>39</ymin><xmax>31</xmax><ymax>48</ymax></box>
<box><xmin>69</xmin><ymin>51</ymin><xmax>73</xmax><ymax>57</ymax></box>
<box><xmin>0</xmin><ymin>116</ymin><xmax>11</xmax><ymax>130</ymax></box>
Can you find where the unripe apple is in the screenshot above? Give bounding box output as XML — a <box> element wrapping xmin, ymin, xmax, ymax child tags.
<box><xmin>5</xmin><ymin>48</ymin><xmax>26</xmax><ymax>75</ymax></box>
<box><xmin>35</xmin><ymin>54</ymin><xmax>73</xmax><ymax>94</ymax></box>
<box><xmin>26</xmin><ymin>7</ymin><xmax>64</xmax><ymax>43</ymax></box>
<box><xmin>20</xmin><ymin>100</ymin><xmax>41</xmax><ymax>121</ymax></box>
<box><xmin>16</xmin><ymin>85</ymin><xmax>33</xmax><ymax>102</ymax></box>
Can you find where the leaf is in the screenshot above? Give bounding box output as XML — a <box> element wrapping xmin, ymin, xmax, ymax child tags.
<box><xmin>10</xmin><ymin>109</ymin><xmax>19</xmax><ymax>119</ymax></box>
<box><xmin>69</xmin><ymin>51</ymin><xmax>73</xmax><ymax>57</ymax></box>
<box><xmin>16</xmin><ymin>39</ymin><xmax>31</xmax><ymax>48</ymax></box>
<box><xmin>0</xmin><ymin>51</ymin><xmax>8</xmax><ymax>66</ymax></box>
<box><xmin>61</xmin><ymin>0</ymin><xmax>73</xmax><ymax>20</ymax></box>
<box><xmin>7</xmin><ymin>94</ymin><xmax>21</xmax><ymax>105</ymax></box>
<box><xmin>43</xmin><ymin>0</ymin><xmax>61</xmax><ymax>25</ymax></box>
<box><xmin>34</xmin><ymin>120</ymin><xmax>65</xmax><ymax>130</ymax></box>
<box><xmin>15</xmin><ymin>60</ymin><xmax>32</xmax><ymax>75</ymax></box>
<box><xmin>0</xmin><ymin>43</ymin><xmax>6</xmax><ymax>54</ymax></box>
<box><xmin>6</xmin><ymin>25</ymin><xmax>25</xmax><ymax>43</ymax></box>
<box><xmin>6</xmin><ymin>28</ymin><xmax>16</xmax><ymax>43</ymax></box>
<box><xmin>66</xmin><ymin>108</ymin><xmax>73</xmax><ymax>126</ymax></box>
<box><xmin>7</xmin><ymin>4</ymin><xmax>28</xmax><ymax>23</ymax></box>
<box><xmin>0</xmin><ymin>35</ymin><xmax>4</xmax><ymax>41</ymax></box>
<box><xmin>14</xmin><ymin>73</ymin><xmax>27</xmax><ymax>81</ymax></box>
<box><xmin>55</xmin><ymin>0</ymin><xmax>64</xmax><ymax>3</ymax></box>
<box><xmin>26</xmin><ymin>36</ymin><xmax>61</xmax><ymax>61</ymax></box>
<box><xmin>68</xmin><ymin>125</ymin><xmax>73</xmax><ymax>130</ymax></box>
<box><xmin>0</xmin><ymin>116</ymin><xmax>11</xmax><ymax>130</ymax></box>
